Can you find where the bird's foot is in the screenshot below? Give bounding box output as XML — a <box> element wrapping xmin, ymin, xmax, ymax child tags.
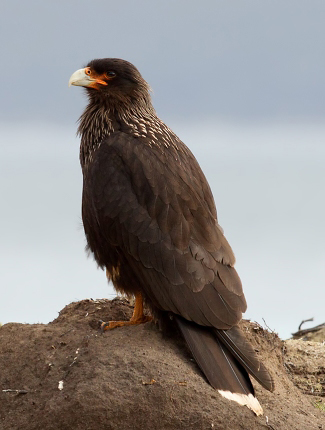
<box><xmin>100</xmin><ymin>292</ymin><xmax>152</xmax><ymax>331</ymax></box>
<box><xmin>101</xmin><ymin>314</ymin><xmax>152</xmax><ymax>331</ymax></box>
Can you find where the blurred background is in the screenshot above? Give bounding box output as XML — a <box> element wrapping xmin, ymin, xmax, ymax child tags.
<box><xmin>1</xmin><ymin>0</ymin><xmax>324</xmax><ymax>339</ymax></box>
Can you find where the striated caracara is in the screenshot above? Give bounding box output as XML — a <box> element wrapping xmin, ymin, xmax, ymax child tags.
<box><xmin>69</xmin><ymin>58</ymin><xmax>274</xmax><ymax>415</ymax></box>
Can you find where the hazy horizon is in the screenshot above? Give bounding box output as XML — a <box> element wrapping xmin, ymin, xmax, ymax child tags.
<box><xmin>1</xmin><ymin>119</ymin><xmax>324</xmax><ymax>339</ymax></box>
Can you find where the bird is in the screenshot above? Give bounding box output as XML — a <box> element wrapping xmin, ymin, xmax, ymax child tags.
<box><xmin>69</xmin><ymin>58</ymin><xmax>274</xmax><ymax>415</ymax></box>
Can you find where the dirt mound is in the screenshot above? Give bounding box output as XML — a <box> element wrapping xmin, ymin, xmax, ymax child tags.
<box><xmin>293</xmin><ymin>325</ymin><xmax>325</xmax><ymax>343</ymax></box>
<box><xmin>284</xmin><ymin>339</ymin><xmax>325</xmax><ymax>400</ymax></box>
<box><xmin>0</xmin><ymin>299</ymin><xmax>324</xmax><ymax>430</ymax></box>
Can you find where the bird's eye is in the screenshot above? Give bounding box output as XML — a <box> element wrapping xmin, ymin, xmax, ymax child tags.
<box><xmin>85</xmin><ymin>67</ymin><xmax>91</xmax><ymax>76</ymax></box>
<box><xmin>106</xmin><ymin>71</ymin><xmax>116</xmax><ymax>78</ymax></box>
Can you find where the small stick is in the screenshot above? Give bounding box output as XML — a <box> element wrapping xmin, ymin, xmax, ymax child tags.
<box><xmin>298</xmin><ymin>317</ymin><xmax>314</xmax><ymax>331</ymax></box>
<box><xmin>2</xmin><ymin>389</ymin><xmax>28</xmax><ymax>394</ymax></box>
<box><xmin>262</xmin><ymin>318</ymin><xmax>275</xmax><ymax>333</ymax></box>
<box><xmin>59</xmin><ymin>328</ymin><xmax>74</xmax><ymax>337</ymax></box>
<box><xmin>265</xmin><ymin>416</ymin><xmax>276</xmax><ymax>429</ymax></box>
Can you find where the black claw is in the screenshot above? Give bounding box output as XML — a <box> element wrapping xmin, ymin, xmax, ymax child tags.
<box><xmin>99</xmin><ymin>320</ymin><xmax>108</xmax><ymax>333</ymax></box>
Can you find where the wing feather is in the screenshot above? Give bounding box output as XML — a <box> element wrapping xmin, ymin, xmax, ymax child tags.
<box><xmin>83</xmin><ymin>132</ymin><xmax>246</xmax><ymax>329</ymax></box>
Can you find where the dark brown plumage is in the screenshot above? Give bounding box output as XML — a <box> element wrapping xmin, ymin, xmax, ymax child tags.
<box><xmin>69</xmin><ymin>58</ymin><xmax>274</xmax><ymax>414</ymax></box>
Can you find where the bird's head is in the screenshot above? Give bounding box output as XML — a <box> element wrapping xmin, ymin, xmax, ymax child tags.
<box><xmin>69</xmin><ymin>58</ymin><xmax>151</xmax><ymax>106</ymax></box>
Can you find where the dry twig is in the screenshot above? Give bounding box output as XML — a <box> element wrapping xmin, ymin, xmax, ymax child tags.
<box><xmin>2</xmin><ymin>389</ymin><xmax>28</xmax><ymax>395</ymax></box>
<box><xmin>298</xmin><ymin>317</ymin><xmax>314</xmax><ymax>331</ymax></box>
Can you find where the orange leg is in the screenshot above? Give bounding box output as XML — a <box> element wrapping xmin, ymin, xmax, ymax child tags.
<box><xmin>101</xmin><ymin>293</ymin><xmax>152</xmax><ymax>331</ymax></box>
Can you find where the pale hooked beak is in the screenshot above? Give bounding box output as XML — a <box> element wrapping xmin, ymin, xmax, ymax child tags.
<box><xmin>69</xmin><ymin>67</ymin><xmax>108</xmax><ymax>89</ymax></box>
<box><xmin>69</xmin><ymin>68</ymin><xmax>93</xmax><ymax>87</ymax></box>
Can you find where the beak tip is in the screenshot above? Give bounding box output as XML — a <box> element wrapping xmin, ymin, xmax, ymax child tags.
<box><xmin>68</xmin><ymin>68</ymin><xmax>91</xmax><ymax>89</ymax></box>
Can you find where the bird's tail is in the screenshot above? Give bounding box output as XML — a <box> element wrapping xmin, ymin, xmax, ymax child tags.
<box><xmin>176</xmin><ymin>317</ymin><xmax>274</xmax><ymax>416</ymax></box>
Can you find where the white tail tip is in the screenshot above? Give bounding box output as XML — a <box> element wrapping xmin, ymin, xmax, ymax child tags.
<box><xmin>218</xmin><ymin>390</ymin><xmax>263</xmax><ymax>416</ymax></box>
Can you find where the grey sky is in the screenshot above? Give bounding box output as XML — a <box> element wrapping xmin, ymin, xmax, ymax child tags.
<box><xmin>1</xmin><ymin>1</ymin><xmax>324</xmax><ymax>339</ymax></box>
<box><xmin>2</xmin><ymin>0</ymin><xmax>325</xmax><ymax>122</ymax></box>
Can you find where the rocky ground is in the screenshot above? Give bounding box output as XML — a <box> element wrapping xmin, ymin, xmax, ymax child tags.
<box><xmin>0</xmin><ymin>298</ymin><xmax>324</xmax><ymax>430</ymax></box>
